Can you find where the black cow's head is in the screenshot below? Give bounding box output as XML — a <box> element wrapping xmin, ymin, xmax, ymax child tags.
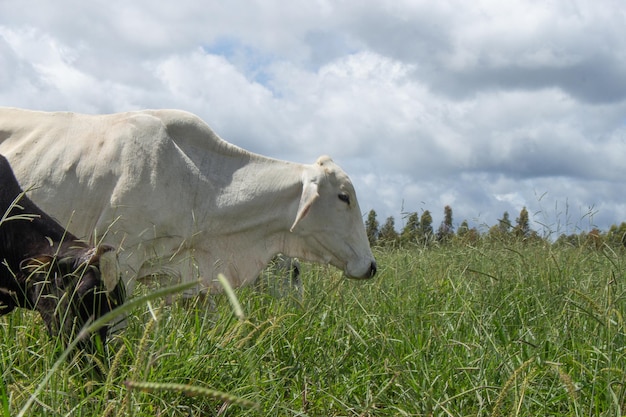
<box><xmin>18</xmin><ymin>244</ymin><xmax>126</xmax><ymax>353</ymax></box>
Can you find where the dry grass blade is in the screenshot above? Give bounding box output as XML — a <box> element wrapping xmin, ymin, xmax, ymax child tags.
<box><xmin>124</xmin><ymin>380</ymin><xmax>259</xmax><ymax>410</ymax></box>
<box><xmin>217</xmin><ymin>273</ymin><xmax>244</xmax><ymax>319</ymax></box>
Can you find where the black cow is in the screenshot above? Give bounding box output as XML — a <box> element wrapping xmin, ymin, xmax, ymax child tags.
<box><xmin>0</xmin><ymin>155</ymin><xmax>125</xmax><ymax>353</ymax></box>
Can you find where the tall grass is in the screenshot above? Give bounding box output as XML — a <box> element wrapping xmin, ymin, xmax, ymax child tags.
<box><xmin>1</xmin><ymin>242</ymin><xmax>625</xmax><ymax>416</ymax></box>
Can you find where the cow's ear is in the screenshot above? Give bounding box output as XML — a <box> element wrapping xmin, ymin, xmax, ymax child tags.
<box><xmin>96</xmin><ymin>245</ymin><xmax>120</xmax><ymax>293</ymax></box>
<box><xmin>290</xmin><ymin>179</ymin><xmax>319</xmax><ymax>232</ymax></box>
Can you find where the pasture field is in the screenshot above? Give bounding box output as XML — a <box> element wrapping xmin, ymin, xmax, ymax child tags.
<box><xmin>1</xmin><ymin>241</ymin><xmax>626</xmax><ymax>416</ymax></box>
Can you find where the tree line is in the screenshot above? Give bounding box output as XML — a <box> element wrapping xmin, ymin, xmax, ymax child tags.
<box><xmin>365</xmin><ymin>205</ymin><xmax>626</xmax><ymax>249</ymax></box>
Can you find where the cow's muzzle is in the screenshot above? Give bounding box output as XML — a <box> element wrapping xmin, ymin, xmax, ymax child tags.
<box><xmin>347</xmin><ymin>260</ymin><xmax>377</xmax><ymax>280</ymax></box>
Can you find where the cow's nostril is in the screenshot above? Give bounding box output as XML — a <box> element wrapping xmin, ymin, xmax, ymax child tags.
<box><xmin>369</xmin><ymin>261</ymin><xmax>377</xmax><ymax>277</ymax></box>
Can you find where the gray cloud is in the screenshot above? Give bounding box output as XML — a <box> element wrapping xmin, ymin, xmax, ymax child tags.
<box><xmin>425</xmin><ymin>56</ymin><xmax>626</xmax><ymax>104</ymax></box>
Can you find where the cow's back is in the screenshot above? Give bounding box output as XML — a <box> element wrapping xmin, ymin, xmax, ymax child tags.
<box><xmin>0</xmin><ymin>108</ymin><xmax>196</xmax><ymax>239</ymax></box>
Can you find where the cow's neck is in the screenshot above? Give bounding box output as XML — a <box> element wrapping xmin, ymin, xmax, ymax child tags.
<box><xmin>202</xmin><ymin>156</ymin><xmax>305</xmax><ymax>286</ymax></box>
<box><xmin>212</xmin><ymin>156</ymin><xmax>302</xmax><ymax>235</ymax></box>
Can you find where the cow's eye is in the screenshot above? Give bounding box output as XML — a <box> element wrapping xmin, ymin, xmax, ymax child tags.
<box><xmin>338</xmin><ymin>193</ymin><xmax>350</xmax><ymax>205</ymax></box>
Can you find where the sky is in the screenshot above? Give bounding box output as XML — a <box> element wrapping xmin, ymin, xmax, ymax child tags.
<box><xmin>1</xmin><ymin>0</ymin><xmax>626</xmax><ymax>237</ymax></box>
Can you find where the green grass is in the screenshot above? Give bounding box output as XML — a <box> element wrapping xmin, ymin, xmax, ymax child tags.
<box><xmin>2</xmin><ymin>242</ymin><xmax>626</xmax><ymax>416</ymax></box>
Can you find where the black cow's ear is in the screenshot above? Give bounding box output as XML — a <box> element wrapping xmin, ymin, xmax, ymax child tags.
<box><xmin>90</xmin><ymin>245</ymin><xmax>120</xmax><ymax>293</ymax></box>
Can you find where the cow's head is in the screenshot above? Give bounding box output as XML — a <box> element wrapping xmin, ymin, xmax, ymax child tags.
<box><xmin>289</xmin><ymin>156</ymin><xmax>377</xmax><ymax>279</ymax></box>
<box><xmin>20</xmin><ymin>244</ymin><xmax>125</xmax><ymax>353</ymax></box>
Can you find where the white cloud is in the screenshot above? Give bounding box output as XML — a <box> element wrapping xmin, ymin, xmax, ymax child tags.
<box><xmin>1</xmin><ymin>0</ymin><xmax>626</xmax><ymax>233</ymax></box>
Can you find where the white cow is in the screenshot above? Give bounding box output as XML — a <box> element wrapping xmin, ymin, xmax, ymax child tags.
<box><xmin>0</xmin><ymin>108</ymin><xmax>376</xmax><ymax>296</ymax></box>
